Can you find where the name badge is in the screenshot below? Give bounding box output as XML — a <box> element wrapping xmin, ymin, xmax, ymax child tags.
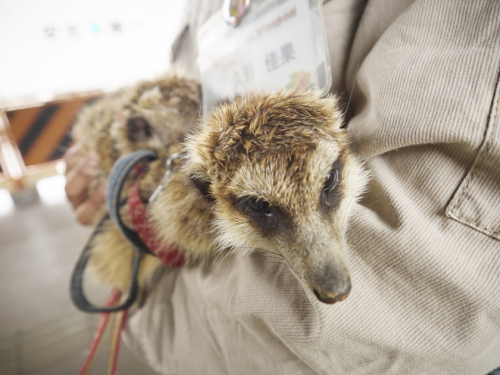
<box><xmin>197</xmin><ymin>0</ymin><xmax>331</xmax><ymax>116</ymax></box>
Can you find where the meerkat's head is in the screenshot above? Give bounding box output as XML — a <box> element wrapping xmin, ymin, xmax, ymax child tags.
<box><xmin>111</xmin><ymin>75</ymin><xmax>201</xmax><ymax>155</ymax></box>
<box><xmin>185</xmin><ymin>90</ymin><xmax>367</xmax><ymax>304</ymax></box>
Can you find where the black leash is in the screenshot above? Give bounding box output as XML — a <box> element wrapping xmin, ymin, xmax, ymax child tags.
<box><xmin>70</xmin><ymin>150</ymin><xmax>158</xmax><ymax>313</ymax></box>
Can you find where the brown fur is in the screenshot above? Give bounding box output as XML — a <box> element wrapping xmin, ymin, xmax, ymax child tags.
<box><xmin>72</xmin><ymin>73</ymin><xmax>202</xmax><ymax>292</ymax></box>
<box><xmin>73</xmin><ymin>73</ymin><xmax>201</xmax><ymax>195</ymax></box>
<box><xmin>75</xmin><ymin>81</ymin><xmax>367</xmax><ymax>304</ymax></box>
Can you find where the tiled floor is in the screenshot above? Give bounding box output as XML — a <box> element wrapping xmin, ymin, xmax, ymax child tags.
<box><xmin>0</xmin><ymin>177</ymin><xmax>158</xmax><ymax>375</ymax></box>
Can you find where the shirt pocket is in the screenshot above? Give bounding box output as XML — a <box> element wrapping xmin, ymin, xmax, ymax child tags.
<box><xmin>446</xmin><ymin>76</ymin><xmax>500</xmax><ymax>241</ymax></box>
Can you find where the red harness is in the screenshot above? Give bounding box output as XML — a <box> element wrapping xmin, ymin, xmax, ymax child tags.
<box><xmin>127</xmin><ymin>180</ymin><xmax>185</xmax><ymax>267</ymax></box>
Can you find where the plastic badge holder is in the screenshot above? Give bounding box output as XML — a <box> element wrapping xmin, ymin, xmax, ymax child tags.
<box><xmin>197</xmin><ymin>0</ymin><xmax>332</xmax><ymax>116</ymax></box>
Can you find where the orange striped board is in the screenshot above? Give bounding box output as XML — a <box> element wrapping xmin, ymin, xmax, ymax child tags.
<box><xmin>6</xmin><ymin>96</ymin><xmax>102</xmax><ymax>166</ymax></box>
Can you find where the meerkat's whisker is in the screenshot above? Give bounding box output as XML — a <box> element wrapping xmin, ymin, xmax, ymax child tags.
<box><xmin>342</xmin><ymin>55</ymin><xmax>361</xmax><ymax>119</ymax></box>
<box><xmin>341</xmin><ymin>196</ymin><xmax>356</xmax><ymax>230</ymax></box>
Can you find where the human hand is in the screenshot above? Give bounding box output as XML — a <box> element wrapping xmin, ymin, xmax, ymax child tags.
<box><xmin>64</xmin><ymin>143</ymin><xmax>106</xmax><ymax>225</ymax></box>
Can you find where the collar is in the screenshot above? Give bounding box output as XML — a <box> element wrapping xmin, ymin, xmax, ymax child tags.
<box><xmin>127</xmin><ymin>180</ymin><xmax>185</xmax><ymax>267</ymax></box>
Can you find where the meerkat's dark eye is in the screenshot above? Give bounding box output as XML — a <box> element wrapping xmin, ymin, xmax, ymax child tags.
<box><xmin>237</xmin><ymin>196</ymin><xmax>291</xmax><ymax>236</ymax></box>
<box><xmin>247</xmin><ymin>198</ymin><xmax>272</xmax><ymax>216</ymax></box>
<box><xmin>126</xmin><ymin>117</ymin><xmax>153</xmax><ymax>142</ymax></box>
<box><xmin>323</xmin><ymin>169</ymin><xmax>339</xmax><ymax>193</ymax></box>
<box><xmin>321</xmin><ymin>168</ymin><xmax>341</xmax><ymax>209</ymax></box>
<box><xmin>242</xmin><ymin>197</ymin><xmax>277</xmax><ymax>233</ymax></box>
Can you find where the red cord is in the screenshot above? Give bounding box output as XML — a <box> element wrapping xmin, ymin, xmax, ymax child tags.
<box><xmin>78</xmin><ymin>289</ymin><xmax>122</xmax><ymax>375</ymax></box>
<box><xmin>108</xmin><ymin>309</ymin><xmax>128</xmax><ymax>375</ymax></box>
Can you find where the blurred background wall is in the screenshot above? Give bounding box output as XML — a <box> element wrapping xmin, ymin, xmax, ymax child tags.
<box><xmin>0</xmin><ymin>0</ymin><xmax>186</xmax><ymax>101</ymax></box>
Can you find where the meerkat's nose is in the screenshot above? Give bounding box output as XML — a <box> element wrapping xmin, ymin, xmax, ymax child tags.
<box><xmin>313</xmin><ymin>282</ymin><xmax>351</xmax><ymax>304</ymax></box>
<box><xmin>311</xmin><ymin>263</ymin><xmax>351</xmax><ymax>304</ymax></box>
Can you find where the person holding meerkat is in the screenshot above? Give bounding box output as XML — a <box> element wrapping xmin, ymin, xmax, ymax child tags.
<box><xmin>65</xmin><ymin>1</ymin><xmax>500</xmax><ymax>374</ymax></box>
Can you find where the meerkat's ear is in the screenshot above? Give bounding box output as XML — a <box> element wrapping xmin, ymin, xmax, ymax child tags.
<box><xmin>138</xmin><ymin>86</ymin><xmax>162</xmax><ymax>107</ymax></box>
<box><xmin>189</xmin><ymin>174</ymin><xmax>215</xmax><ymax>203</ymax></box>
<box><xmin>316</xmin><ymin>95</ymin><xmax>344</xmax><ymax>131</ymax></box>
<box><xmin>183</xmin><ymin>121</ymin><xmax>217</xmax><ymax>203</ymax></box>
<box><xmin>126</xmin><ymin>117</ymin><xmax>153</xmax><ymax>142</ymax></box>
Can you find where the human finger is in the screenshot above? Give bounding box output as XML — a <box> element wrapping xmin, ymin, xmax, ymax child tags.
<box><xmin>65</xmin><ymin>154</ymin><xmax>96</xmax><ymax>209</ymax></box>
<box><xmin>74</xmin><ymin>184</ymin><xmax>106</xmax><ymax>225</ymax></box>
<box><xmin>63</xmin><ymin>143</ymin><xmax>86</xmax><ymax>175</ymax></box>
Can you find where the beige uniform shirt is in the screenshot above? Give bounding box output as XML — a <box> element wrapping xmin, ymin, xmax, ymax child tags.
<box><xmin>123</xmin><ymin>1</ymin><xmax>500</xmax><ymax>374</ymax></box>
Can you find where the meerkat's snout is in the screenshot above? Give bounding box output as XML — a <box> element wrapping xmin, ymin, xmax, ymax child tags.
<box><xmin>185</xmin><ymin>90</ymin><xmax>367</xmax><ymax>305</ymax></box>
<box><xmin>287</xmin><ymin>227</ymin><xmax>353</xmax><ymax>304</ymax></box>
<box><xmin>309</xmin><ymin>259</ymin><xmax>351</xmax><ymax>304</ymax></box>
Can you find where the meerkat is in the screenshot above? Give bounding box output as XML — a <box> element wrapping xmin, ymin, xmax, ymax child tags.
<box><xmin>74</xmin><ymin>80</ymin><xmax>367</xmax><ymax>304</ymax></box>
<box><xmin>72</xmin><ymin>73</ymin><xmax>202</xmax><ymax>291</ymax></box>
<box><xmin>156</xmin><ymin>90</ymin><xmax>367</xmax><ymax>303</ymax></box>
